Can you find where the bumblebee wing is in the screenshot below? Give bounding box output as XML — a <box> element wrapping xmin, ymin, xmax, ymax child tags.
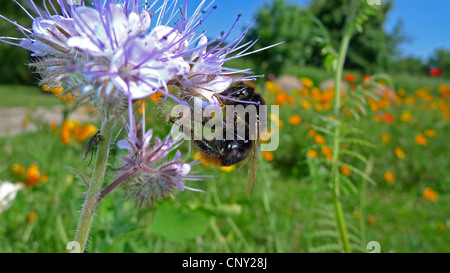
<box><xmin>246</xmin><ymin>140</ymin><xmax>258</xmax><ymax>198</ymax></box>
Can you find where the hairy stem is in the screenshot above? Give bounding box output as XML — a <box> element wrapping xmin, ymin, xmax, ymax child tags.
<box><xmin>73</xmin><ymin>117</ymin><xmax>115</xmax><ymax>252</ymax></box>
<box><xmin>331</xmin><ymin>33</ymin><xmax>351</xmax><ymax>253</ymax></box>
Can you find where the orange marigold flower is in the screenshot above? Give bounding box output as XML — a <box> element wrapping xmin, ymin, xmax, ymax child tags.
<box><xmin>314</xmin><ymin>135</ymin><xmax>326</xmax><ymax>145</ymax></box>
<box><xmin>361</xmin><ymin>74</ymin><xmax>371</xmax><ymax>82</ymax></box>
<box><xmin>314</xmin><ymin>103</ymin><xmax>324</xmax><ymax>112</ymax></box>
<box><xmin>307</xmin><ymin>150</ymin><xmax>318</xmax><ymax>159</ymax></box>
<box><xmin>275</xmin><ymin>92</ymin><xmax>292</xmax><ymax>105</ymax></box>
<box><xmin>384</xmin><ymin>171</ymin><xmax>395</xmax><ymax>183</ymax></box>
<box><xmin>340</xmin><ymin>165</ymin><xmax>352</xmax><ymax>176</ymax></box>
<box><xmin>75</xmin><ymin>124</ymin><xmax>98</xmax><ymax>142</ymax></box>
<box><xmin>311</xmin><ymin>87</ymin><xmax>322</xmax><ymax>101</ymax></box>
<box><xmin>344</xmin><ymin>73</ymin><xmax>356</xmax><ymax>83</ymax></box>
<box><xmin>373</xmin><ymin>115</ymin><xmax>382</xmax><ymax>123</ymax></box>
<box><xmin>370</xmin><ymin>102</ymin><xmax>379</xmax><ymax>111</ymax></box>
<box><xmin>367</xmin><ymin>215</ymin><xmax>375</xmax><ymax>225</ymax></box>
<box><xmin>300</xmin><ymin>77</ymin><xmax>314</xmax><ymax>88</ymax></box>
<box><xmin>383</xmin><ymin>113</ymin><xmax>394</xmax><ymax>123</ymax></box>
<box><xmin>51</xmin><ymin>86</ymin><xmax>63</xmax><ymax>95</ymax></box>
<box><xmin>262</xmin><ymin>151</ymin><xmax>274</xmax><ymax>162</ymax></box>
<box><xmin>378</xmin><ymin>99</ymin><xmax>389</xmax><ymax>109</ymax></box>
<box><xmin>424</xmin><ymin>129</ymin><xmax>437</xmax><ymax>137</ymax></box>
<box><xmin>39</xmin><ymin>173</ymin><xmax>48</xmax><ymax>183</ymax></box>
<box><xmin>381</xmin><ymin>133</ymin><xmax>390</xmax><ymax>143</ymax></box>
<box><xmin>307</xmin><ymin>129</ymin><xmax>317</xmax><ymax>137</ymax></box>
<box><xmin>25</xmin><ymin>165</ymin><xmax>40</xmax><ymax>187</ymax></box>
<box><xmin>137</xmin><ymin>99</ymin><xmax>147</xmax><ymax>115</ymax></box>
<box><xmin>415</xmin><ymin>134</ymin><xmax>428</xmax><ymax>146</ymax></box>
<box><xmin>300</xmin><ymin>100</ymin><xmax>311</xmax><ymax>109</ymax></box>
<box><xmin>150</xmin><ymin>90</ymin><xmax>169</xmax><ymax>103</ymax></box>
<box><xmin>394</xmin><ymin>147</ymin><xmax>405</xmax><ymax>159</ymax></box>
<box><xmin>288</xmin><ymin>115</ymin><xmax>301</xmax><ymax>126</ymax></box>
<box><xmin>323</xmin><ymin>102</ymin><xmax>332</xmax><ymax>111</ymax></box>
<box><xmin>27</xmin><ymin>211</ymin><xmax>37</xmax><ymax>223</ymax></box>
<box><xmin>321</xmin><ymin>146</ymin><xmax>333</xmax><ymax>161</ymax></box>
<box><xmin>404</xmin><ymin>95</ymin><xmax>416</xmax><ymax>105</ymax></box>
<box><xmin>265</xmin><ymin>81</ymin><xmax>282</xmax><ymax>94</ymax></box>
<box><xmin>300</xmin><ymin>88</ymin><xmax>310</xmax><ymax>97</ymax></box>
<box><xmin>438</xmin><ymin>84</ymin><xmax>449</xmax><ymax>94</ymax></box>
<box><xmin>61</xmin><ymin>126</ymin><xmax>71</xmax><ymax>145</ymax></box>
<box><xmin>400</xmin><ymin>111</ymin><xmax>412</xmax><ymax>123</ymax></box>
<box><xmin>423</xmin><ymin>187</ymin><xmax>438</xmax><ymax>201</ymax></box>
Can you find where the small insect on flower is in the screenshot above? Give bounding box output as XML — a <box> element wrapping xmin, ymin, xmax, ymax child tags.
<box><xmin>83</xmin><ymin>131</ymin><xmax>104</xmax><ymax>166</ymax></box>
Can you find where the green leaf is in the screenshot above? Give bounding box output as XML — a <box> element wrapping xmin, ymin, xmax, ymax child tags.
<box><xmin>348</xmin><ymin>233</ymin><xmax>362</xmax><ymax>244</ymax></box>
<box><xmin>150</xmin><ymin>205</ymin><xmax>209</xmax><ymax>242</ymax></box>
<box><xmin>314</xmin><ymin>219</ymin><xmax>338</xmax><ymax>229</ymax></box>
<box><xmin>340</xmin><ymin>149</ymin><xmax>368</xmax><ymax>164</ymax></box>
<box><xmin>343</xmin><ymin>164</ymin><xmax>377</xmax><ymax>185</ymax></box>
<box><xmin>341</xmin><ymin>137</ymin><xmax>376</xmax><ymax>148</ymax></box>
<box><xmin>340</xmin><ymin>174</ymin><xmax>359</xmax><ymax>195</ymax></box>
<box><xmin>348</xmin><ymin>108</ymin><xmax>361</xmax><ymax>121</ymax></box>
<box><xmin>311</xmin><ymin>125</ymin><xmax>334</xmax><ymax>137</ymax></box>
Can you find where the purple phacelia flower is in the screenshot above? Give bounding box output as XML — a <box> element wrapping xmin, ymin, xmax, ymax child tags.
<box><xmin>104</xmin><ymin>125</ymin><xmax>205</xmax><ymax>207</ymax></box>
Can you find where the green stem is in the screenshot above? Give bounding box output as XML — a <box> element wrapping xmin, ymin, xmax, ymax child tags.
<box><xmin>209</xmin><ymin>179</ymin><xmax>252</xmax><ymax>251</ymax></box>
<box><xmin>73</xmin><ymin>117</ymin><xmax>115</xmax><ymax>252</ymax></box>
<box><xmin>260</xmin><ymin>159</ymin><xmax>282</xmax><ymax>253</ymax></box>
<box><xmin>331</xmin><ymin>33</ymin><xmax>351</xmax><ymax>253</ymax></box>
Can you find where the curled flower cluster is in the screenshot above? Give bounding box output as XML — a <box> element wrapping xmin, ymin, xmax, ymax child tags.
<box><xmin>113</xmin><ymin>128</ymin><xmax>204</xmax><ymax>207</ymax></box>
<box><xmin>1</xmin><ymin>0</ymin><xmax>275</xmax><ymax>204</ymax></box>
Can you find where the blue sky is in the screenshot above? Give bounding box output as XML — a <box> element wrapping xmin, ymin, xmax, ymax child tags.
<box><xmin>196</xmin><ymin>0</ymin><xmax>450</xmax><ymax>61</ymax></box>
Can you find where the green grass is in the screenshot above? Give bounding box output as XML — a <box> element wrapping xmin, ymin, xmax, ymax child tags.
<box><xmin>0</xmin><ymin>84</ymin><xmax>63</xmax><ymax>108</ymax></box>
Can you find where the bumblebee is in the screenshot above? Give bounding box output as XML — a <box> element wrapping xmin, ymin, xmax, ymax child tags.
<box><xmin>194</xmin><ymin>81</ymin><xmax>266</xmax><ymax>197</ymax></box>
